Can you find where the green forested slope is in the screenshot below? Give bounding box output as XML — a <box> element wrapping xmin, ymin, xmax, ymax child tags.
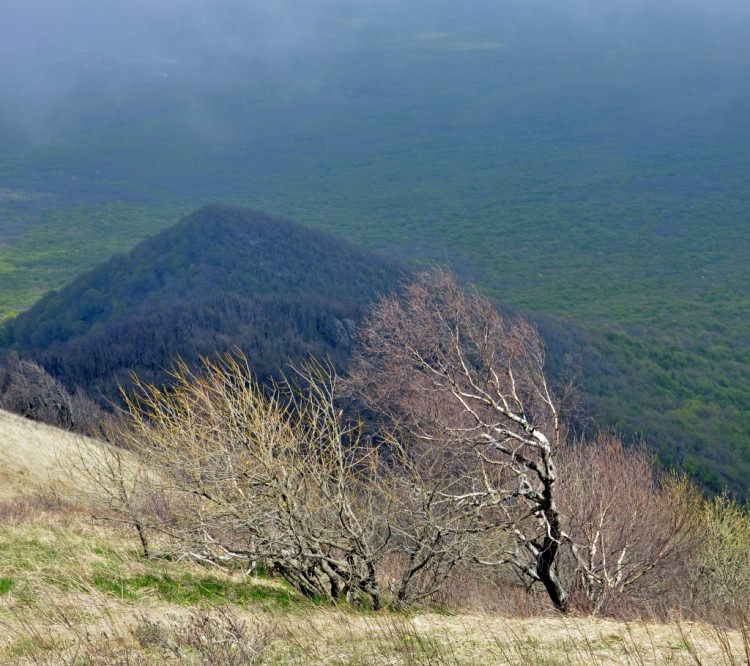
<box><xmin>1</xmin><ymin>4</ymin><xmax>749</xmax><ymax>492</ymax></box>
<box><xmin>0</xmin><ymin>205</ymin><xmax>404</xmax><ymax>401</ymax></box>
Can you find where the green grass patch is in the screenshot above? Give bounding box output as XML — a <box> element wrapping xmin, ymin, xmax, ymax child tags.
<box><xmin>91</xmin><ymin>570</ymin><xmax>293</xmax><ymax>607</ymax></box>
<box><xmin>1</xmin><ymin>524</ymin><xmax>296</xmax><ymax>610</ymax></box>
<box><xmin>0</xmin><ymin>577</ymin><xmax>16</xmax><ymax>595</ymax></box>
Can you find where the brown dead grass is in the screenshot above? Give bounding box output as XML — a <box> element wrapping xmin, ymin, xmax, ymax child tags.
<box><xmin>0</xmin><ymin>408</ymin><xmax>99</xmax><ymax>498</ymax></box>
<box><xmin>1</xmin><ymin>411</ymin><xmax>748</xmax><ymax>665</ymax></box>
<box><xmin>263</xmin><ymin>611</ymin><xmax>748</xmax><ymax>665</ymax></box>
<box><xmin>3</xmin><ymin>593</ymin><xmax>747</xmax><ymax>665</ymax></box>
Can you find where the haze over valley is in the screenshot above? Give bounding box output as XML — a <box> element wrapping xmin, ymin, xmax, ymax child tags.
<box><xmin>1</xmin><ymin>0</ymin><xmax>750</xmax><ymax>492</ymax></box>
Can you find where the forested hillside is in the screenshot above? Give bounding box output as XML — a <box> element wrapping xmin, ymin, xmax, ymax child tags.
<box><xmin>0</xmin><ymin>204</ymin><xmax>404</xmax><ymax>401</ymax></box>
<box><xmin>1</xmin><ymin>1</ymin><xmax>749</xmax><ymax>493</ymax></box>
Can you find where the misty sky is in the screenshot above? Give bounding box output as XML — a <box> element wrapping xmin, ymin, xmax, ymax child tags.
<box><xmin>1</xmin><ymin>0</ymin><xmax>749</xmax><ymax>151</ymax></box>
<box><xmin>3</xmin><ymin>0</ymin><xmax>749</xmax><ymax>70</ymax></box>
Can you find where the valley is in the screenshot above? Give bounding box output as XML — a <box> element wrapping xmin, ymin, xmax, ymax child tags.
<box><xmin>1</xmin><ymin>2</ymin><xmax>749</xmax><ymax>492</ymax></box>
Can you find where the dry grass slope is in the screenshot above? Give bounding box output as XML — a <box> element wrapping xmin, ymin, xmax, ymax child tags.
<box><xmin>1</xmin><ymin>411</ymin><xmax>749</xmax><ymax>664</ymax></box>
<box><xmin>0</xmin><ymin>409</ymin><xmax>101</xmax><ymax>498</ymax></box>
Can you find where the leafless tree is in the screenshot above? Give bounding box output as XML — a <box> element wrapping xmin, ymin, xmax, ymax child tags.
<box><xmin>111</xmin><ymin>355</ymin><xmax>385</xmax><ymax>607</ymax></box>
<box><xmin>1</xmin><ymin>352</ymin><xmax>74</xmax><ymax>429</ymax></box>
<box><xmin>0</xmin><ymin>352</ymin><xmax>106</xmax><ymax>435</ymax></box>
<box><xmin>67</xmin><ymin>427</ymin><xmax>156</xmax><ymax>558</ymax></box>
<box><xmin>557</xmin><ymin>433</ymin><xmax>699</xmax><ymax>615</ymax></box>
<box><xmin>86</xmin><ymin>353</ymin><xmax>476</xmax><ymax>608</ymax></box>
<box><xmin>346</xmin><ymin>267</ymin><xmax>571</xmax><ymax>611</ymax></box>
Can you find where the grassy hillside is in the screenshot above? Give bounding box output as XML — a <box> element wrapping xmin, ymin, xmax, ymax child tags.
<box><xmin>0</xmin><ymin>409</ymin><xmax>98</xmax><ymax>498</ymax></box>
<box><xmin>1</xmin><ymin>7</ymin><xmax>749</xmax><ymax>490</ymax></box>
<box><xmin>1</xmin><ymin>410</ymin><xmax>748</xmax><ymax>665</ymax></box>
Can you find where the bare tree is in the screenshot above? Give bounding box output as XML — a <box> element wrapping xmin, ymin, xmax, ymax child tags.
<box><xmin>1</xmin><ymin>352</ymin><xmax>74</xmax><ymax>429</ymax></box>
<box><xmin>346</xmin><ymin>268</ymin><xmax>570</xmax><ymax>611</ymax></box>
<box><xmin>557</xmin><ymin>433</ymin><xmax>698</xmax><ymax>615</ymax></box>
<box><xmin>67</xmin><ymin>427</ymin><xmax>156</xmax><ymax>558</ymax></box>
<box><xmin>111</xmin><ymin>355</ymin><xmax>385</xmax><ymax>607</ymax></box>
<box><xmin>88</xmin><ymin>353</ymin><xmax>475</xmax><ymax>608</ymax></box>
<box><xmin>0</xmin><ymin>351</ymin><xmax>107</xmax><ymax>435</ymax></box>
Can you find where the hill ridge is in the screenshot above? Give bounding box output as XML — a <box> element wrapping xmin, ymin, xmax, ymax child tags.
<box><xmin>0</xmin><ymin>204</ymin><xmax>405</xmax><ymax>402</ymax></box>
